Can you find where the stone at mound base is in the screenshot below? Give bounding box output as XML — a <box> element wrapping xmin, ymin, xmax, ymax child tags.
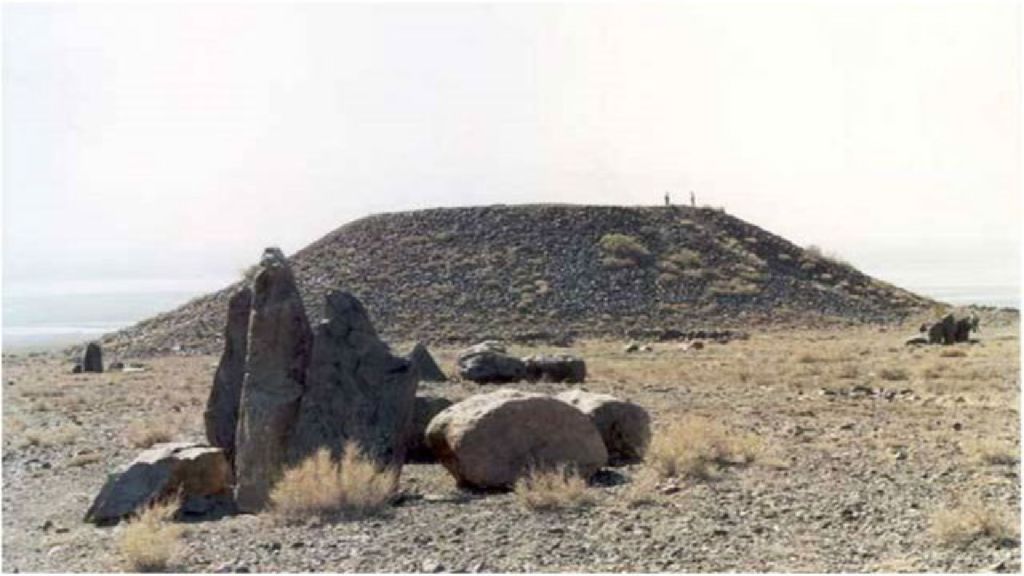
<box><xmin>234</xmin><ymin>248</ymin><xmax>313</xmax><ymax>513</ymax></box>
<box><xmin>288</xmin><ymin>291</ymin><xmax>418</xmax><ymax>470</ymax></box>
<box><xmin>84</xmin><ymin>442</ymin><xmax>232</xmax><ymax>525</ymax></box>
<box><xmin>408</xmin><ymin>342</ymin><xmax>448</xmax><ymax>382</ymax></box>
<box><xmin>456</xmin><ymin>343</ymin><xmax>526</xmax><ymax>384</ymax></box>
<box><xmin>204</xmin><ymin>287</ymin><xmax>252</xmax><ymax>468</ymax></box>
<box><xmin>425</xmin><ymin>389</ymin><xmax>607</xmax><ymax>489</ymax></box>
<box><xmin>928</xmin><ymin>314</ymin><xmax>956</xmax><ymax>345</ymax></box>
<box><xmin>523</xmin><ymin>355</ymin><xmax>586</xmax><ymax>383</ymax></box>
<box><xmin>407</xmin><ymin>394</ymin><xmax>454</xmax><ymax>463</ymax></box>
<box><xmin>82</xmin><ymin>342</ymin><xmax>103</xmax><ymax>373</ymax></box>
<box><xmin>555</xmin><ymin>390</ymin><xmax>651</xmax><ymax>465</ymax></box>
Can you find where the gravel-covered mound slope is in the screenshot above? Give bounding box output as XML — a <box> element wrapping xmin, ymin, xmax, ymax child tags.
<box><xmin>98</xmin><ymin>204</ymin><xmax>932</xmax><ymax>357</ymax></box>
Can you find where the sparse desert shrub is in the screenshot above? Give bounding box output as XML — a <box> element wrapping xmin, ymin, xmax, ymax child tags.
<box><xmin>879</xmin><ymin>367</ymin><xmax>910</xmax><ymax>381</ymax></box>
<box><xmin>940</xmin><ymin>349</ymin><xmax>967</xmax><ymax>358</ymax></box>
<box><xmin>271</xmin><ymin>443</ymin><xmax>397</xmax><ymax>522</ymax></box>
<box><xmin>930</xmin><ymin>500</ymin><xmax>1018</xmax><ymax>548</ymax></box>
<box><xmin>67</xmin><ymin>452</ymin><xmax>102</xmax><ymax>467</ymax></box>
<box><xmin>21</xmin><ymin>425</ymin><xmax>81</xmax><ymax>448</ymax></box>
<box><xmin>598</xmin><ymin>233</ymin><xmax>652</xmax><ymax>267</ymax></box>
<box><xmin>707</xmin><ymin>278</ymin><xmax>761</xmax><ymax>297</ymax></box>
<box><xmin>623</xmin><ymin>470</ymin><xmax>660</xmax><ymax>508</ymax></box>
<box><xmin>797</xmin><ymin>353</ymin><xmax>823</xmax><ymax>364</ymax></box>
<box><xmin>118</xmin><ymin>497</ymin><xmax>183</xmax><ymax>572</ymax></box>
<box><xmin>965</xmin><ymin>439</ymin><xmax>1019</xmax><ymax>466</ymax></box>
<box><xmin>127</xmin><ymin>421</ymin><xmax>175</xmax><ymax>449</ymax></box>
<box><xmin>837</xmin><ymin>364</ymin><xmax>859</xmax><ymax>379</ymax></box>
<box><xmin>647</xmin><ymin>417</ymin><xmax>762</xmax><ymax>480</ymax></box>
<box><xmin>514</xmin><ymin>465</ymin><xmax>594</xmax><ymax>511</ymax></box>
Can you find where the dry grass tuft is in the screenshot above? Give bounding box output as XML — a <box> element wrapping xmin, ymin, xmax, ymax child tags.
<box><xmin>930</xmin><ymin>500</ymin><xmax>1018</xmax><ymax>548</ymax></box>
<box><xmin>20</xmin><ymin>425</ymin><xmax>81</xmax><ymax>448</ymax></box>
<box><xmin>118</xmin><ymin>497</ymin><xmax>183</xmax><ymax>572</ymax></box>
<box><xmin>965</xmin><ymin>438</ymin><xmax>1019</xmax><ymax>466</ymax></box>
<box><xmin>647</xmin><ymin>417</ymin><xmax>762</xmax><ymax>480</ymax></box>
<box><xmin>878</xmin><ymin>367</ymin><xmax>910</xmax><ymax>381</ymax></box>
<box><xmin>940</xmin><ymin>348</ymin><xmax>968</xmax><ymax>358</ymax></box>
<box><xmin>271</xmin><ymin>443</ymin><xmax>397</xmax><ymax>522</ymax></box>
<box><xmin>126</xmin><ymin>421</ymin><xmax>175</xmax><ymax>449</ymax></box>
<box><xmin>67</xmin><ymin>452</ymin><xmax>102</xmax><ymax>467</ymax></box>
<box><xmin>514</xmin><ymin>465</ymin><xmax>594</xmax><ymax>511</ymax></box>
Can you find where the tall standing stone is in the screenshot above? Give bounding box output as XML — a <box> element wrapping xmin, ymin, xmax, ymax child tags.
<box><xmin>203</xmin><ymin>287</ymin><xmax>252</xmax><ymax>468</ymax></box>
<box><xmin>288</xmin><ymin>291</ymin><xmax>418</xmax><ymax>470</ymax></box>
<box><xmin>82</xmin><ymin>342</ymin><xmax>103</xmax><ymax>373</ymax></box>
<box><xmin>233</xmin><ymin>248</ymin><xmax>313</xmax><ymax>513</ymax></box>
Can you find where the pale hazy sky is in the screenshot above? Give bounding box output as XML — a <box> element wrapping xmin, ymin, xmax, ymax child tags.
<box><xmin>4</xmin><ymin>1</ymin><xmax>1021</xmax><ymax>295</ymax></box>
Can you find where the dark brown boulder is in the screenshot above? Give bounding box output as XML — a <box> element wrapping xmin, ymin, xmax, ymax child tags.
<box><xmin>203</xmin><ymin>287</ymin><xmax>252</xmax><ymax>468</ymax></box>
<box><xmin>928</xmin><ymin>314</ymin><xmax>957</xmax><ymax>345</ymax></box>
<box><xmin>409</xmin><ymin>342</ymin><xmax>448</xmax><ymax>382</ymax></box>
<box><xmin>82</xmin><ymin>342</ymin><xmax>103</xmax><ymax>373</ymax></box>
<box><xmin>287</xmin><ymin>290</ymin><xmax>418</xmax><ymax>470</ymax></box>
<box><xmin>234</xmin><ymin>248</ymin><xmax>313</xmax><ymax>513</ymax></box>
<box><xmin>407</xmin><ymin>394</ymin><xmax>454</xmax><ymax>463</ymax></box>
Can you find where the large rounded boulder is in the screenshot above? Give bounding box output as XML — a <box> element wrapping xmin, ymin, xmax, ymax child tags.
<box><xmin>425</xmin><ymin>389</ymin><xmax>607</xmax><ymax>489</ymax></box>
<box><xmin>555</xmin><ymin>390</ymin><xmax>651</xmax><ymax>465</ymax></box>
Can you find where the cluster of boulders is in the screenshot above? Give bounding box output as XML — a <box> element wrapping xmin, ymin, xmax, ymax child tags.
<box><xmin>425</xmin><ymin>388</ymin><xmax>650</xmax><ymax>489</ymax></box>
<box><xmin>85</xmin><ymin>247</ymin><xmax>651</xmax><ymax>524</ymax></box>
<box><xmin>906</xmin><ymin>313</ymin><xmax>980</xmax><ymax>346</ymax></box>
<box><xmin>624</xmin><ymin>328</ymin><xmax>747</xmax><ymax>343</ymax></box>
<box><xmin>454</xmin><ymin>342</ymin><xmax>586</xmax><ymax>384</ymax></box>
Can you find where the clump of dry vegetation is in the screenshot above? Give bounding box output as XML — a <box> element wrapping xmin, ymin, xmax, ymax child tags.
<box><xmin>20</xmin><ymin>424</ymin><xmax>81</xmax><ymax>448</ymax></box>
<box><xmin>647</xmin><ymin>417</ymin><xmax>762</xmax><ymax>480</ymax></box>
<box><xmin>271</xmin><ymin>443</ymin><xmax>397</xmax><ymax>522</ymax></box>
<box><xmin>964</xmin><ymin>438</ymin><xmax>1019</xmax><ymax>466</ymax></box>
<box><xmin>940</xmin><ymin>348</ymin><xmax>968</xmax><ymax>358</ymax></box>
<box><xmin>599</xmin><ymin>233</ymin><xmax>653</xmax><ymax>268</ymax></box>
<box><xmin>878</xmin><ymin>367</ymin><xmax>910</xmax><ymax>381</ymax></box>
<box><xmin>930</xmin><ymin>500</ymin><xmax>1018</xmax><ymax>548</ymax></box>
<box><xmin>514</xmin><ymin>465</ymin><xmax>594</xmax><ymax>511</ymax></box>
<box><xmin>126</xmin><ymin>420</ymin><xmax>176</xmax><ymax>449</ymax></box>
<box><xmin>118</xmin><ymin>497</ymin><xmax>183</xmax><ymax>572</ymax></box>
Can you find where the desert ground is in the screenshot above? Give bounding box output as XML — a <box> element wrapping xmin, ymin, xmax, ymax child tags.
<box><xmin>2</xmin><ymin>322</ymin><xmax>1020</xmax><ymax>573</ymax></box>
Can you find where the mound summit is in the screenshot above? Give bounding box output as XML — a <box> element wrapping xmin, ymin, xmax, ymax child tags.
<box><xmin>100</xmin><ymin>204</ymin><xmax>932</xmax><ymax>356</ymax></box>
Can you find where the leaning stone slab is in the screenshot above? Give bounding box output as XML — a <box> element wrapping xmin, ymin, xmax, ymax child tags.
<box><xmin>426</xmin><ymin>389</ymin><xmax>607</xmax><ymax>489</ymax></box>
<box><xmin>204</xmin><ymin>287</ymin><xmax>252</xmax><ymax>468</ymax></box>
<box><xmin>288</xmin><ymin>291</ymin><xmax>418</xmax><ymax>470</ymax></box>
<box><xmin>84</xmin><ymin>442</ymin><xmax>232</xmax><ymax>525</ymax></box>
<box><xmin>555</xmin><ymin>389</ymin><xmax>651</xmax><ymax>465</ymax></box>
<box><xmin>234</xmin><ymin>248</ymin><xmax>313</xmax><ymax>513</ymax></box>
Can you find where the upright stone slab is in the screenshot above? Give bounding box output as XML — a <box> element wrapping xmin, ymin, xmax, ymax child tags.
<box><xmin>288</xmin><ymin>291</ymin><xmax>418</xmax><ymax>469</ymax></box>
<box><xmin>408</xmin><ymin>342</ymin><xmax>448</xmax><ymax>382</ymax></box>
<box><xmin>203</xmin><ymin>287</ymin><xmax>252</xmax><ymax>468</ymax></box>
<box><xmin>234</xmin><ymin>248</ymin><xmax>313</xmax><ymax>513</ymax></box>
<box><xmin>82</xmin><ymin>342</ymin><xmax>103</xmax><ymax>373</ymax></box>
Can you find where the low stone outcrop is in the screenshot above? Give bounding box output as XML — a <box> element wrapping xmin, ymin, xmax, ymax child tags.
<box><xmin>425</xmin><ymin>389</ymin><xmax>607</xmax><ymax>489</ymax></box>
<box><xmin>203</xmin><ymin>287</ymin><xmax>252</xmax><ymax>468</ymax></box>
<box><xmin>234</xmin><ymin>248</ymin><xmax>313</xmax><ymax>513</ymax></box>
<box><xmin>456</xmin><ymin>342</ymin><xmax>526</xmax><ymax>384</ymax></box>
<box><xmin>287</xmin><ymin>290</ymin><xmax>418</xmax><ymax>470</ymax></box>
<box><xmin>555</xmin><ymin>390</ymin><xmax>651</xmax><ymax>465</ymax></box>
<box><xmin>408</xmin><ymin>342</ymin><xmax>448</xmax><ymax>382</ymax></box>
<box><xmin>82</xmin><ymin>342</ymin><xmax>103</xmax><ymax>373</ymax></box>
<box><xmin>84</xmin><ymin>442</ymin><xmax>232</xmax><ymax>525</ymax></box>
<box><xmin>523</xmin><ymin>355</ymin><xmax>586</xmax><ymax>383</ymax></box>
<box><xmin>406</xmin><ymin>394</ymin><xmax>454</xmax><ymax>463</ymax></box>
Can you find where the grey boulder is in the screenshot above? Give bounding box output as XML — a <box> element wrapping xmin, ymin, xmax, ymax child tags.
<box><xmin>408</xmin><ymin>342</ymin><xmax>448</xmax><ymax>382</ymax></box>
<box><xmin>84</xmin><ymin>442</ymin><xmax>232</xmax><ymax>525</ymax></box>
<box><xmin>555</xmin><ymin>389</ymin><xmax>651</xmax><ymax>465</ymax></box>
<box><xmin>456</xmin><ymin>342</ymin><xmax>526</xmax><ymax>384</ymax></box>
<box><xmin>523</xmin><ymin>354</ymin><xmax>586</xmax><ymax>383</ymax></box>
<box><xmin>406</xmin><ymin>394</ymin><xmax>454</xmax><ymax>463</ymax></box>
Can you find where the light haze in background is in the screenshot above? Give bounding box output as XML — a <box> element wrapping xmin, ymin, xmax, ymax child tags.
<box><xmin>3</xmin><ymin>1</ymin><xmax>1020</xmax><ymax>348</ymax></box>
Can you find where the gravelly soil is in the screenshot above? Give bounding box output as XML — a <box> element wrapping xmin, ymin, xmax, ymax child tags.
<box><xmin>3</xmin><ymin>325</ymin><xmax>1019</xmax><ymax>572</ymax></box>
